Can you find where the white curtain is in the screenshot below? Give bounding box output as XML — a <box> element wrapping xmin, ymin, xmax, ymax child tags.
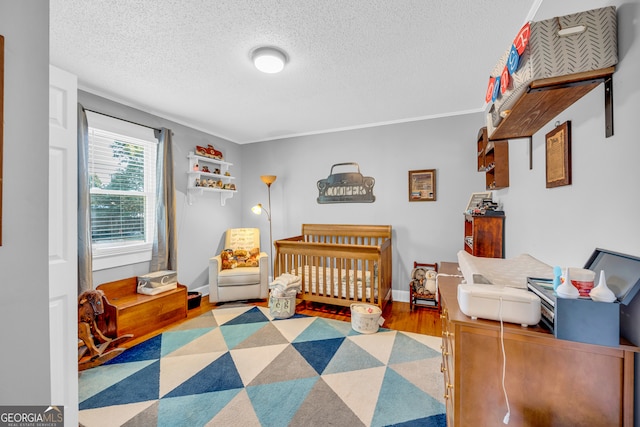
<box><xmin>150</xmin><ymin>128</ymin><xmax>177</xmax><ymax>271</ymax></box>
<box><xmin>77</xmin><ymin>104</ymin><xmax>93</xmax><ymax>294</ymax></box>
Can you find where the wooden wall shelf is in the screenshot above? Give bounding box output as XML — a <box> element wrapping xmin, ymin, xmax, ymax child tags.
<box><xmin>477</xmin><ymin>127</ymin><xmax>509</xmax><ymax>190</ymax></box>
<box><xmin>489</xmin><ymin>67</ymin><xmax>615</xmax><ymax>141</ymax></box>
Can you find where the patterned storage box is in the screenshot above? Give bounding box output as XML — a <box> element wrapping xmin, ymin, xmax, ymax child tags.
<box><xmin>487</xmin><ymin>6</ymin><xmax>617</xmax><ymax>136</ymax></box>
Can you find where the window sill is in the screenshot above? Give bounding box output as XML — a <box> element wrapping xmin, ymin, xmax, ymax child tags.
<box><xmin>92</xmin><ymin>244</ymin><xmax>152</xmax><ymax>271</ymax></box>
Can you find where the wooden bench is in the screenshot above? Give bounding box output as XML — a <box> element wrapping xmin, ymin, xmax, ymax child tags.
<box><xmin>96</xmin><ymin>277</ymin><xmax>187</xmax><ymax>339</ymax></box>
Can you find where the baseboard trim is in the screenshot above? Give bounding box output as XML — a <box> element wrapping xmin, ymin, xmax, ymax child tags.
<box><xmin>393</xmin><ymin>289</ymin><xmax>410</xmax><ymax>303</ymax></box>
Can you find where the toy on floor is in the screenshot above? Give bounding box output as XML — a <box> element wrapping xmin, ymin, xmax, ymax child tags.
<box><xmin>77</xmin><ymin>289</ymin><xmax>132</xmax><ymax>370</ymax></box>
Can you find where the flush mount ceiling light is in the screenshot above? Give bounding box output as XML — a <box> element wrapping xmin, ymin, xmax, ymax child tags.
<box><xmin>252</xmin><ymin>47</ymin><xmax>287</xmax><ymax>74</ymax></box>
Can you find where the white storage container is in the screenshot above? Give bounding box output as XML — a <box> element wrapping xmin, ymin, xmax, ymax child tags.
<box><xmin>350</xmin><ymin>303</ymin><xmax>383</xmax><ymax>334</ymax></box>
<box><xmin>269</xmin><ymin>292</ymin><xmax>296</xmax><ymax>319</ymax></box>
<box><xmin>138</xmin><ymin>270</ymin><xmax>177</xmax><ymax>288</ymax></box>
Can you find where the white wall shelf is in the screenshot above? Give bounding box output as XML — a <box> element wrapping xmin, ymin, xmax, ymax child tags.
<box><xmin>187</xmin><ymin>152</ymin><xmax>237</xmax><ymax>206</ymax></box>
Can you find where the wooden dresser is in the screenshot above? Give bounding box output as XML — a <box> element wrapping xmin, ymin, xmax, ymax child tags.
<box><xmin>438</xmin><ymin>262</ymin><xmax>637</xmax><ymax>426</ymax></box>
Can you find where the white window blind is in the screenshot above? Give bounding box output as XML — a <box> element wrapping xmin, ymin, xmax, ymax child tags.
<box><xmin>86</xmin><ymin>112</ymin><xmax>158</xmax><ymax>269</ymax></box>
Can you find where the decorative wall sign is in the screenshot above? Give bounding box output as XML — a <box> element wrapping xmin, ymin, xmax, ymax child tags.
<box><xmin>409</xmin><ymin>169</ymin><xmax>436</xmax><ymax>202</ymax></box>
<box><xmin>317</xmin><ymin>162</ymin><xmax>375</xmax><ymax>204</ymax></box>
<box><xmin>546</xmin><ymin>121</ymin><xmax>572</xmax><ymax>188</ymax></box>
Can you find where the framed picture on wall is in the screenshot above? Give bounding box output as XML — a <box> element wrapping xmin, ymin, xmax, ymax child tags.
<box><xmin>408</xmin><ymin>169</ymin><xmax>436</xmax><ymax>201</ymax></box>
<box><xmin>545</xmin><ymin>121</ymin><xmax>572</xmax><ymax>188</ymax></box>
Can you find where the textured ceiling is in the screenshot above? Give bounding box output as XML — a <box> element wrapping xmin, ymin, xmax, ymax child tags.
<box><xmin>50</xmin><ymin>0</ymin><xmax>539</xmax><ymax>144</ymax></box>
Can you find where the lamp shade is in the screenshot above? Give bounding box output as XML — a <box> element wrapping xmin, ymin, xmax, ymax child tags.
<box><xmin>251</xmin><ymin>204</ymin><xmax>263</xmax><ymax>215</ymax></box>
<box><xmin>260</xmin><ymin>175</ymin><xmax>277</xmax><ymax>186</ymax></box>
<box><xmin>252</xmin><ymin>47</ymin><xmax>286</xmax><ymax>74</ymax></box>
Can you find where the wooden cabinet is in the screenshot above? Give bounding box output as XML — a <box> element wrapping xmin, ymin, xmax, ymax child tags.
<box><xmin>464</xmin><ymin>213</ymin><xmax>504</xmax><ymax>258</ymax></box>
<box><xmin>187</xmin><ymin>152</ymin><xmax>237</xmax><ymax>205</ymax></box>
<box><xmin>477</xmin><ymin>127</ymin><xmax>509</xmax><ymax>190</ymax></box>
<box><xmin>438</xmin><ymin>262</ymin><xmax>637</xmax><ymax>427</ymax></box>
<box><xmin>488</xmin><ymin>67</ymin><xmax>615</xmax><ymax>140</ymax></box>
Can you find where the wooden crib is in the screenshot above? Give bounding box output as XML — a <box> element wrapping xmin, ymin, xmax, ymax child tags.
<box><xmin>273</xmin><ymin>224</ymin><xmax>392</xmax><ymax>310</ymax></box>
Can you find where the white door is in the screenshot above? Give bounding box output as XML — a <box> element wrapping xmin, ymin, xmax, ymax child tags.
<box><xmin>49</xmin><ymin>65</ymin><xmax>78</xmax><ymax>427</ymax></box>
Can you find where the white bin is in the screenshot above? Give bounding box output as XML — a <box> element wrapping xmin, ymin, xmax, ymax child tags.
<box><xmin>269</xmin><ymin>293</ymin><xmax>296</xmax><ymax>319</ymax></box>
<box><xmin>350</xmin><ymin>303</ymin><xmax>383</xmax><ymax>334</ymax></box>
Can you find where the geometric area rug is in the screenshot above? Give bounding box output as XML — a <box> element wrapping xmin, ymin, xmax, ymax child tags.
<box><xmin>78</xmin><ymin>305</ymin><xmax>446</xmax><ymax>427</ymax></box>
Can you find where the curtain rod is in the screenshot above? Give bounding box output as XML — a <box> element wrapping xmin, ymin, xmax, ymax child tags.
<box><xmin>83</xmin><ymin>108</ymin><xmax>162</xmax><ymax>133</ymax></box>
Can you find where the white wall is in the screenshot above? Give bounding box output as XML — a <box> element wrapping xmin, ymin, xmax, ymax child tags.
<box><xmin>0</xmin><ymin>1</ymin><xmax>51</xmax><ymax>404</ymax></box>
<box><xmin>240</xmin><ymin>114</ymin><xmax>486</xmax><ymax>296</ymax></box>
<box><xmin>506</xmin><ymin>3</ymin><xmax>640</xmax><ymax>422</ymax></box>
<box><xmin>503</xmin><ymin>0</ymin><xmax>639</xmax><ymax>267</ymax></box>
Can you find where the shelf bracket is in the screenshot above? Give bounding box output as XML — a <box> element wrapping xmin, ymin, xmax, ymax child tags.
<box><xmin>528</xmin><ymin>136</ymin><xmax>533</xmax><ymax>170</ymax></box>
<box><xmin>604</xmin><ymin>76</ymin><xmax>613</xmax><ymax>138</ymax></box>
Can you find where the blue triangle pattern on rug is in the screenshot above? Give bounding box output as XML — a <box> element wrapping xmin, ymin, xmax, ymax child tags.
<box><xmin>323</xmin><ymin>338</ymin><xmax>385</xmax><ymax>374</ymax></box>
<box><xmin>78</xmin><ymin>305</ymin><xmax>446</xmax><ymax>427</ymax></box>
<box><xmin>80</xmin><ymin>360</ymin><xmax>161</xmax><ymax>410</ymax></box>
<box><xmin>158</xmin><ymin>389</ymin><xmax>242</xmax><ymax>427</ymax></box>
<box><xmin>78</xmin><ymin>359</ymin><xmax>156</xmax><ymax>403</ymax></box>
<box><xmin>160</xmin><ymin>327</ymin><xmax>214</xmax><ymax>357</ymax></box>
<box><xmin>292</xmin><ymin>337</ymin><xmax>345</xmax><ymax>374</ymax></box>
<box><xmin>104</xmin><ymin>333</ymin><xmax>162</xmax><ymax>364</ymax></box>
<box><xmin>386</xmin><ymin>413</ymin><xmax>447</xmax><ymax>427</ymax></box>
<box><xmin>220</xmin><ymin>321</ymin><xmax>269</xmax><ymax>349</ymax></box>
<box><xmin>293</xmin><ymin>317</ymin><xmax>348</xmax><ymax>342</ymax></box>
<box><xmin>164</xmin><ymin>352</ymin><xmax>244</xmax><ymax>398</ymax></box>
<box><xmin>247</xmin><ymin>377</ymin><xmax>319</xmax><ymax>427</ymax></box>
<box><xmin>372</xmin><ymin>367</ymin><xmax>445</xmax><ymax>426</ymax></box>
<box><xmin>223</xmin><ymin>305</ymin><xmax>270</xmax><ymax>325</ymax></box>
<box><xmin>389</xmin><ymin>332</ymin><xmax>442</xmax><ymax>364</ymax></box>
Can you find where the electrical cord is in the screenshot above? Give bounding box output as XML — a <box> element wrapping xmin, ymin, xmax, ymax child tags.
<box><xmin>435</xmin><ymin>273</ymin><xmax>464</xmax><ymax>303</ymax></box>
<box><xmin>499</xmin><ymin>297</ymin><xmax>511</xmax><ymax>424</ymax></box>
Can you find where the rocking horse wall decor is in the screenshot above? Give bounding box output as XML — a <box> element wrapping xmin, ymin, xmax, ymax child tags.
<box><xmin>77</xmin><ymin>289</ymin><xmax>132</xmax><ymax>370</ymax></box>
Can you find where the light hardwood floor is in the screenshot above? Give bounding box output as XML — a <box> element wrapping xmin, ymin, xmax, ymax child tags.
<box><xmin>121</xmin><ymin>297</ymin><xmax>443</xmax><ymax>350</ymax></box>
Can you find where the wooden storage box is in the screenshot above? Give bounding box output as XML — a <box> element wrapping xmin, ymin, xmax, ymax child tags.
<box><xmin>97</xmin><ymin>277</ymin><xmax>187</xmax><ymax>338</ymax></box>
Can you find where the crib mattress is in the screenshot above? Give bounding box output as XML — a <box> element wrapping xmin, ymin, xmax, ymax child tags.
<box><xmin>291</xmin><ymin>265</ymin><xmax>378</xmax><ymax>300</ymax></box>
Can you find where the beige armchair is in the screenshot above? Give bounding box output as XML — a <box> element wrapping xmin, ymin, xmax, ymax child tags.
<box><xmin>209</xmin><ymin>228</ymin><xmax>269</xmax><ymax>303</ymax></box>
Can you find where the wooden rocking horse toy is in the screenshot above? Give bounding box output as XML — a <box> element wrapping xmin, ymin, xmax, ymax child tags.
<box><xmin>78</xmin><ymin>289</ymin><xmax>132</xmax><ymax>370</ymax></box>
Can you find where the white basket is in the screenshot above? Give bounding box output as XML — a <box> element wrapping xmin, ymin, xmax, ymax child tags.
<box><xmin>350</xmin><ymin>303</ymin><xmax>383</xmax><ymax>334</ymax></box>
<box><xmin>269</xmin><ymin>293</ymin><xmax>296</xmax><ymax>319</ymax></box>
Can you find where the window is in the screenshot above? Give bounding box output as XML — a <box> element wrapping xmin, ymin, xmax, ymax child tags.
<box><xmin>86</xmin><ymin>112</ymin><xmax>157</xmax><ymax>270</ymax></box>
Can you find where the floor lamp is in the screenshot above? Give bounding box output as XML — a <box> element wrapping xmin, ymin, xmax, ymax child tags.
<box><xmin>252</xmin><ymin>175</ymin><xmax>276</xmax><ymax>278</ymax></box>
